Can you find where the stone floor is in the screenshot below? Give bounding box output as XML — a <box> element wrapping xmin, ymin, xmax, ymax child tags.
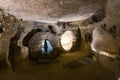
<box><xmin>0</xmin><ymin>50</ymin><xmax>118</xmax><ymax>80</ymax></box>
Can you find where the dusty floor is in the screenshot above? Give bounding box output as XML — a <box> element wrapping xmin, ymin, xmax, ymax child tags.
<box><xmin>0</xmin><ymin>50</ymin><xmax>118</xmax><ymax>80</ymax></box>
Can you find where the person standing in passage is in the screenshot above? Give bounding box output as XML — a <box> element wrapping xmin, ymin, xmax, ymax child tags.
<box><xmin>44</xmin><ymin>39</ymin><xmax>48</xmax><ymax>55</ymax></box>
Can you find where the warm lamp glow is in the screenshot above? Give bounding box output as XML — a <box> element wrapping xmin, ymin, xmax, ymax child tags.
<box><xmin>99</xmin><ymin>51</ymin><xmax>117</xmax><ymax>59</ymax></box>
<box><xmin>60</xmin><ymin>30</ymin><xmax>76</xmax><ymax>51</ymax></box>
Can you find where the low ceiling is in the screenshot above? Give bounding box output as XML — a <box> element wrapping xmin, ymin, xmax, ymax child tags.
<box><xmin>0</xmin><ymin>0</ymin><xmax>108</xmax><ymax>23</ymax></box>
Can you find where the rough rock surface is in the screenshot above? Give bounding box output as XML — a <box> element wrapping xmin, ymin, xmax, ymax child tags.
<box><xmin>91</xmin><ymin>0</ymin><xmax>120</xmax><ymax>73</ymax></box>
<box><xmin>0</xmin><ymin>0</ymin><xmax>107</xmax><ymax>23</ymax></box>
<box><xmin>0</xmin><ymin>0</ymin><xmax>120</xmax><ymax>79</ymax></box>
<box><xmin>0</xmin><ymin>9</ymin><xmax>17</xmax><ymax>70</ymax></box>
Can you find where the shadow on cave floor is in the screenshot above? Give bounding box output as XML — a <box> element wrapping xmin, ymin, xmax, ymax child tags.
<box><xmin>0</xmin><ymin>50</ymin><xmax>117</xmax><ymax>80</ymax></box>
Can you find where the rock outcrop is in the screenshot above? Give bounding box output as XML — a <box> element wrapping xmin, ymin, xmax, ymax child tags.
<box><xmin>91</xmin><ymin>0</ymin><xmax>120</xmax><ymax>74</ymax></box>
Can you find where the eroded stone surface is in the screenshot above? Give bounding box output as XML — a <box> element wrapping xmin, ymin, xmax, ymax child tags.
<box><xmin>0</xmin><ymin>0</ymin><xmax>107</xmax><ymax>23</ymax></box>
<box><xmin>0</xmin><ymin>1</ymin><xmax>120</xmax><ymax>77</ymax></box>
<box><xmin>0</xmin><ymin>9</ymin><xmax>17</xmax><ymax>69</ymax></box>
<box><xmin>90</xmin><ymin>0</ymin><xmax>120</xmax><ymax>73</ymax></box>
